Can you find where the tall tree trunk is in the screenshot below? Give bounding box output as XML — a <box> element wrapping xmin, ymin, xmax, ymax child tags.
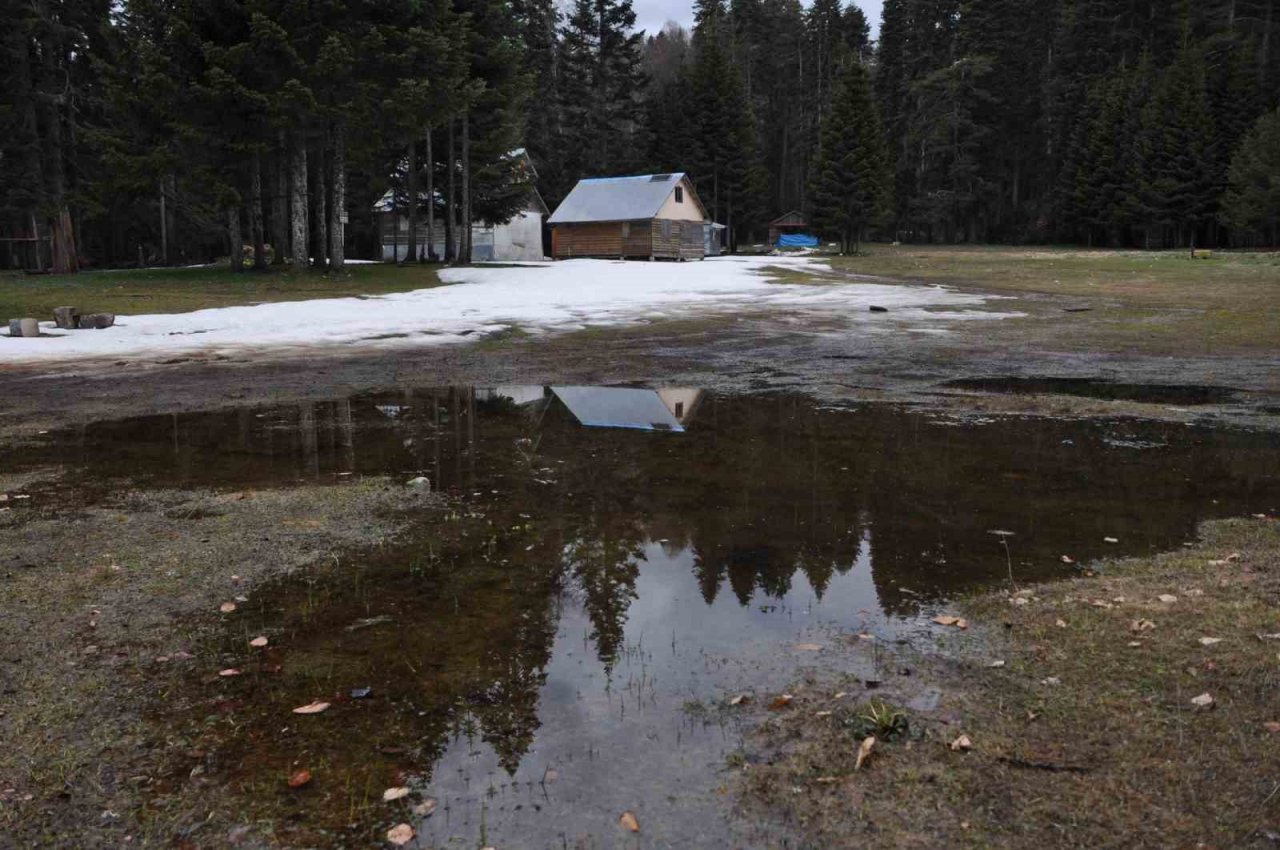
<box><xmin>329</xmin><ymin>126</ymin><xmax>346</xmax><ymax>271</ymax></box>
<box><xmin>40</xmin><ymin>19</ymin><xmax>77</xmax><ymax>274</ymax></box>
<box><xmin>158</xmin><ymin>180</ymin><xmax>168</xmax><ymax>265</ymax></box>
<box><xmin>290</xmin><ymin>140</ymin><xmax>309</xmax><ymax>265</ymax></box>
<box><xmin>165</xmin><ymin>174</ymin><xmax>178</xmax><ymax>263</ymax></box>
<box><xmin>272</xmin><ymin>133</ymin><xmax>289</xmax><ymax>264</ymax></box>
<box><xmin>405</xmin><ymin>138</ymin><xmax>419</xmax><ymax>263</ymax></box>
<box><xmin>445</xmin><ymin>120</ymin><xmax>456</xmax><ymax>262</ymax></box>
<box><xmin>426</xmin><ymin>126</ymin><xmax>437</xmax><ymax>261</ymax></box>
<box><xmin>461</xmin><ymin>112</ymin><xmax>472</xmax><ymax>264</ymax></box>
<box><xmin>250</xmin><ymin>152</ymin><xmax>266</xmax><ymax>269</ymax></box>
<box><xmin>310</xmin><ymin>140</ymin><xmax>328</xmax><ymax>270</ymax></box>
<box><xmin>227</xmin><ymin>206</ymin><xmax>242</xmax><ymax>272</ymax></box>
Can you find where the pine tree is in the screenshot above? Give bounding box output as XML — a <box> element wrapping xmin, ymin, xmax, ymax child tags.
<box><xmin>557</xmin><ymin>0</ymin><xmax>648</xmax><ymax>187</ymax></box>
<box><xmin>1133</xmin><ymin>47</ymin><xmax>1220</xmax><ymax>247</ymax></box>
<box><xmin>809</xmin><ymin>59</ymin><xmax>889</xmax><ymax>252</ymax></box>
<box><xmin>1221</xmin><ymin>106</ymin><xmax>1280</xmax><ymax>245</ymax></box>
<box><xmin>688</xmin><ymin>0</ymin><xmax>766</xmax><ymax>245</ymax></box>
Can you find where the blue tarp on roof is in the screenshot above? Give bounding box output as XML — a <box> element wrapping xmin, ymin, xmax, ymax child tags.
<box><xmin>776</xmin><ymin>233</ymin><xmax>820</xmax><ymax>248</ymax></box>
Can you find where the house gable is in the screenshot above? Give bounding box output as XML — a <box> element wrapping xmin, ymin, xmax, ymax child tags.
<box><xmin>655</xmin><ymin>175</ymin><xmax>708</xmax><ymax>222</ymax></box>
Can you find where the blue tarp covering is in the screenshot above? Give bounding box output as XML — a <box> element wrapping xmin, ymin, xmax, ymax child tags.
<box><xmin>776</xmin><ymin>233</ymin><xmax>820</xmax><ymax>248</ymax></box>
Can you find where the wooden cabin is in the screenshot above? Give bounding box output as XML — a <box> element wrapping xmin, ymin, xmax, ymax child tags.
<box><xmin>548</xmin><ymin>173</ymin><xmax>709</xmax><ymax>261</ymax></box>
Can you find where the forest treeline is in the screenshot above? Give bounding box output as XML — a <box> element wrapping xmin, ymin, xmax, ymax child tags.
<box><xmin>1</xmin><ymin>0</ymin><xmax>1278</xmax><ymax>273</ymax></box>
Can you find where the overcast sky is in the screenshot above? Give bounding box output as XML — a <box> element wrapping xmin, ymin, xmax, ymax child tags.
<box><xmin>632</xmin><ymin>0</ymin><xmax>884</xmax><ymax>40</ymax></box>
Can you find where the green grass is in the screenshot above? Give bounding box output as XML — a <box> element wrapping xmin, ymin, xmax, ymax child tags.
<box><xmin>0</xmin><ymin>262</ymin><xmax>447</xmax><ymax>321</ymax></box>
<box><xmin>817</xmin><ymin>245</ymin><xmax>1280</xmax><ymax>355</ymax></box>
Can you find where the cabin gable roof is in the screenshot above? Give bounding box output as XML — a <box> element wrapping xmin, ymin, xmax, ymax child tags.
<box><xmin>548</xmin><ymin>173</ymin><xmax>707</xmax><ymax>224</ymax></box>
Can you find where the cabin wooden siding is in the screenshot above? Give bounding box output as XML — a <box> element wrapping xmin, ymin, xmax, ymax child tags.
<box><xmin>551</xmin><ymin>218</ymin><xmax>703</xmax><ymax>260</ymax></box>
<box><xmin>649</xmin><ymin>219</ymin><xmax>703</xmax><ymax>260</ymax></box>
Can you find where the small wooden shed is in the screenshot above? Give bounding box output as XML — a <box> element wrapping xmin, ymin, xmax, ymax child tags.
<box><xmin>768</xmin><ymin>210</ymin><xmax>810</xmax><ymax>245</ymax></box>
<box><xmin>548</xmin><ymin>173</ymin><xmax>709</xmax><ymax>260</ymax></box>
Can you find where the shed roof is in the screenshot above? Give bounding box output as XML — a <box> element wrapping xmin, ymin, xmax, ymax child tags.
<box><xmin>548</xmin><ymin>173</ymin><xmax>698</xmax><ymax>224</ymax></box>
<box><xmin>769</xmin><ymin>210</ymin><xmax>809</xmax><ymax>226</ymax></box>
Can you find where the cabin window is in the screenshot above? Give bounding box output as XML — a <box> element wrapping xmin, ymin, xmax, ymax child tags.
<box><xmin>674</xmin><ymin>401</ymin><xmax>684</xmax><ymax>418</ymax></box>
<box><xmin>621</xmin><ymin>222</ymin><xmax>631</xmax><ymax>238</ymax></box>
<box><xmin>674</xmin><ymin>186</ymin><xmax>684</xmax><ymax>203</ymax></box>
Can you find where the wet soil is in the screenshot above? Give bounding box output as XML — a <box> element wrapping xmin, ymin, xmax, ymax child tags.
<box><xmin>1</xmin><ymin>386</ymin><xmax>1277</xmax><ymax>847</ymax></box>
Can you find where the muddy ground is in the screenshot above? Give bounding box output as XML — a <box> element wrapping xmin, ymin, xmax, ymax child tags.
<box><xmin>0</xmin><ymin>261</ymin><xmax>1277</xmax><ymax>847</ymax></box>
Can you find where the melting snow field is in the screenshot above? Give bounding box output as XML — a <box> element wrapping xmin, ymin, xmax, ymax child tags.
<box><xmin>1</xmin><ymin>256</ymin><xmax>1012</xmax><ymax>364</ymax></box>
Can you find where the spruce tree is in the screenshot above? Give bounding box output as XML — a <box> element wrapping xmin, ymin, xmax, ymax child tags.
<box><xmin>1134</xmin><ymin>47</ymin><xmax>1220</xmax><ymax>247</ymax></box>
<box><xmin>1221</xmin><ymin>106</ymin><xmax>1280</xmax><ymax>245</ymax></box>
<box><xmin>809</xmin><ymin>59</ymin><xmax>889</xmax><ymax>253</ymax></box>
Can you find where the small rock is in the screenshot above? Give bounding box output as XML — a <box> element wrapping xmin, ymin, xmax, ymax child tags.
<box><xmin>1190</xmin><ymin>692</ymin><xmax>1215</xmax><ymax>709</ymax></box>
<box><xmin>949</xmin><ymin>734</ymin><xmax>972</xmax><ymax>751</ymax></box>
<box><xmin>350</xmin><ymin>686</ymin><xmax>372</xmax><ymax>699</ymax></box>
<box><xmin>869</xmin><ymin>305</ymin><xmax>889</xmax><ymax>313</ymax></box>
<box><xmin>18</xmin><ymin>318</ymin><xmax>39</xmax><ymax>337</ymax></box>
<box><xmin>406</xmin><ymin>476</ymin><xmax>431</xmax><ymax>491</ymax></box>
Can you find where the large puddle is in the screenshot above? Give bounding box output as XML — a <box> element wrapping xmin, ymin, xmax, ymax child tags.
<box><xmin>12</xmin><ymin>388</ymin><xmax>1280</xmax><ymax>846</ymax></box>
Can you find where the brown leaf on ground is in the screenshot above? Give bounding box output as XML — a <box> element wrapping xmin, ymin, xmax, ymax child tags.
<box><xmin>855</xmin><ymin>735</ymin><xmax>876</xmax><ymax>770</ymax></box>
<box><xmin>619</xmin><ymin>810</ymin><xmax>640</xmax><ymax>832</ymax></box>
<box><xmin>218</xmin><ymin>668</ymin><xmax>241</xmax><ymax>677</ymax></box>
<box><xmin>1130</xmin><ymin>619</ymin><xmax>1156</xmax><ymax>633</ymax></box>
<box><xmin>382</xmin><ymin>787</ymin><xmax>410</xmax><ymax>802</ymax></box>
<box><xmin>729</xmin><ymin>693</ymin><xmax>750</xmax><ymax>706</ymax></box>
<box><xmin>385</xmin><ymin>823</ymin><xmax>414</xmax><ymax>845</ymax></box>
<box><xmin>1263</xmin><ymin>721</ymin><xmax>1280</xmax><ymax>733</ymax></box>
<box><xmin>950</xmin><ymin>734</ymin><xmax>973</xmax><ymax>751</ymax></box>
<box><xmin>291</xmin><ymin>701</ymin><xmax>330</xmax><ymax>715</ymax></box>
<box><xmin>1197</xmin><ymin>637</ymin><xmax>1223</xmax><ymax>646</ymax></box>
<box><xmin>249</xmin><ymin>636</ymin><xmax>268</xmax><ymax>648</ymax></box>
<box><xmin>769</xmin><ymin>694</ymin><xmax>794</xmax><ymax>710</ymax></box>
<box><xmin>1055</xmin><ymin>618</ymin><xmax>1068</xmax><ymax>628</ymax></box>
<box><xmin>932</xmin><ymin>615</ymin><xmax>960</xmax><ymax>626</ymax></box>
<box><xmin>1190</xmin><ymin>693</ymin><xmax>1215</xmax><ymax>709</ymax></box>
<box><xmin>287</xmin><ymin>770</ymin><xmax>311</xmax><ymax>789</ymax></box>
<box><xmin>219</xmin><ymin>602</ymin><xmax>236</xmax><ymax>614</ymax></box>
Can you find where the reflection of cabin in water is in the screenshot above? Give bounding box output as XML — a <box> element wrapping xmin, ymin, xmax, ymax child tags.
<box><xmin>478</xmin><ymin>386</ymin><xmax>704</xmax><ymax>432</ymax></box>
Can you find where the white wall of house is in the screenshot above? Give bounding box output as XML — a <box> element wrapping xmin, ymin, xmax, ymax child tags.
<box><xmin>381</xmin><ymin>212</ymin><xmax>545</xmax><ymax>262</ymax></box>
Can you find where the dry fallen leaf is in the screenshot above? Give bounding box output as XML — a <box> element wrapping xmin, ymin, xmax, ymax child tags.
<box><xmin>1190</xmin><ymin>692</ymin><xmax>1215</xmax><ymax>709</ymax></box>
<box><xmin>1103</xmin><ymin>536</ymin><xmax>1119</xmax><ymax>543</ymax></box>
<box><xmin>1130</xmin><ymin>619</ymin><xmax>1156</xmax><ymax>633</ymax></box>
<box><xmin>287</xmin><ymin>769</ymin><xmax>312</xmax><ymax>789</ymax></box>
<box><xmin>814</xmin><ymin>710</ymin><xmax>833</xmax><ymax>718</ymax></box>
<box><xmin>1157</xmin><ymin>594</ymin><xmax>1178</xmax><ymax>604</ymax></box>
<box><xmin>412</xmin><ymin>797</ymin><xmax>438</xmax><ymax>817</ymax></box>
<box><xmin>382</xmin><ymin>787</ymin><xmax>410</xmax><ymax>802</ymax></box>
<box><xmin>385</xmin><ymin>823</ymin><xmax>414</xmax><ymax>845</ymax></box>
<box><xmin>218</xmin><ymin>668</ymin><xmax>242</xmax><ymax>677</ymax></box>
<box><xmin>1263</xmin><ymin>721</ymin><xmax>1280</xmax><ymax>734</ymax></box>
<box><xmin>249</xmin><ymin>636</ymin><xmax>268</xmax><ymax>648</ymax></box>
<box><xmin>292</xmin><ymin>701</ymin><xmax>330</xmax><ymax>715</ymax></box>
<box><xmin>1055</xmin><ymin>618</ymin><xmax>1068</xmax><ymax>628</ymax></box>
<box><xmin>618</xmin><ymin>810</ymin><xmax>640</xmax><ymax>832</ymax></box>
<box><xmin>794</xmin><ymin>643</ymin><xmax>822</xmax><ymax>651</ymax></box>
<box><xmin>855</xmin><ymin>735</ymin><xmax>876</xmax><ymax>770</ymax></box>
<box><xmin>1198</xmin><ymin>637</ymin><xmax>1223</xmax><ymax>646</ymax></box>
<box><xmin>950</xmin><ymin>734</ymin><xmax>972</xmax><ymax>751</ymax></box>
<box><xmin>833</xmin><ymin>691</ymin><xmax>848</xmax><ymax>700</ymax></box>
<box><xmin>728</xmin><ymin>693</ymin><xmax>750</xmax><ymax>706</ymax></box>
<box><xmin>768</xmin><ymin>694</ymin><xmax>794</xmax><ymax>710</ymax></box>
<box><xmin>1060</xmin><ymin>555</ymin><xmax>1075</xmax><ymax>564</ymax></box>
<box><xmin>1127</xmin><ymin>641</ymin><xmax>1143</xmax><ymax>648</ymax></box>
<box><xmin>932</xmin><ymin>615</ymin><xmax>960</xmax><ymax>626</ymax></box>
<box><xmin>989</xmin><ymin>660</ymin><xmax>1006</xmax><ymax>668</ymax></box>
<box><xmin>219</xmin><ymin>602</ymin><xmax>236</xmax><ymax>614</ymax></box>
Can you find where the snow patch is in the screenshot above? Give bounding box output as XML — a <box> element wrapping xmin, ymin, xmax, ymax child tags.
<box><xmin>2</xmin><ymin>256</ymin><xmax>1013</xmax><ymax>364</ymax></box>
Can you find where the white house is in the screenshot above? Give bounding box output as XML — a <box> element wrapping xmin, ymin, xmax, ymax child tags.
<box><xmin>376</xmin><ymin>150</ymin><xmax>548</xmax><ymax>262</ymax></box>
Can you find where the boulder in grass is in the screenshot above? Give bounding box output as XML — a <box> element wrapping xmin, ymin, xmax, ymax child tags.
<box><xmin>7</xmin><ymin>319</ymin><xmax>20</xmax><ymax>338</ymax></box>
<box><xmin>19</xmin><ymin>318</ymin><xmax>39</xmax><ymax>337</ymax></box>
<box><xmin>78</xmin><ymin>313</ymin><xmax>116</xmax><ymax>330</ymax></box>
